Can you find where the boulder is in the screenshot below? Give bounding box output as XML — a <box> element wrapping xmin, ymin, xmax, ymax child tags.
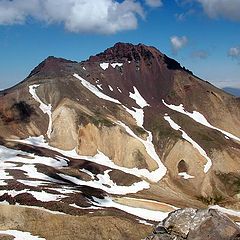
<box><xmin>146</xmin><ymin>208</ymin><xmax>240</xmax><ymax>240</ymax></box>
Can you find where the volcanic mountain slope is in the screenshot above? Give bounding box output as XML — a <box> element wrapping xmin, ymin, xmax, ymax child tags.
<box><xmin>0</xmin><ymin>42</ymin><xmax>240</xmax><ymax>239</ymax></box>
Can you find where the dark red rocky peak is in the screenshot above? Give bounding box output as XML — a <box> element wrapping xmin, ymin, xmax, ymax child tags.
<box><xmin>88</xmin><ymin>42</ymin><xmax>163</xmax><ymax>63</ymax></box>
<box><xmin>28</xmin><ymin>56</ymin><xmax>77</xmax><ymax>78</ymax></box>
<box><xmin>88</xmin><ymin>42</ymin><xmax>193</xmax><ymax>74</ymax></box>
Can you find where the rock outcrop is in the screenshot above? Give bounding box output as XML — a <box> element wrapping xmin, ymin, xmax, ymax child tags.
<box><xmin>146</xmin><ymin>208</ymin><xmax>240</xmax><ymax>240</ymax></box>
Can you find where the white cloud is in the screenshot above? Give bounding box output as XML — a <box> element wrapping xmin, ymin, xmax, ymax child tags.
<box><xmin>228</xmin><ymin>46</ymin><xmax>240</xmax><ymax>59</ymax></box>
<box><xmin>0</xmin><ymin>0</ymin><xmax>145</xmax><ymax>34</ymax></box>
<box><xmin>145</xmin><ymin>0</ymin><xmax>163</xmax><ymax>7</ymax></box>
<box><xmin>191</xmin><ymin>50</ymin><xmax>209</xmax><ymax>59</ymax></box>
<box><xmin>170</xmin><ymin>36</ymin><xmax>188</xmax><ymax>54</ymax></box>
<box><xmin>197</xmin><ymin>0</ymin><xmax>240</xmax><ymax>21</ymax></box>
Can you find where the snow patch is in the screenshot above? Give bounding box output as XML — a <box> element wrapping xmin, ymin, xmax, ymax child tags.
<box><xmin>58</xmin><ymin>170</ymin><xmax>149</xmax><ymax>195</ymax></box>
<box><xmin>129</xmin><ymin>86</ymin><xmax>149</xmax><ymax>108</ymax></box>
<box><xmin>108</xmin><ymin>85</ymin><xmax>113</xmax><ymax>91</ymax></box>
<box><xmin>117</xmin><ymin>87</ymin><xmax>122</xmax><ymax>93</ymax></box>
<box><xmin>178</xmin><ymin>172</ymin><xmax>195</xmax><ymax>179</ymax></box>
<box><xmin>97</xmin><ymin>84</ymin><xmax>103</xmax><ymax>90</ymax></box>
<box><xmin>93</xmin><ymin>197</ymin><xmax>170</xmax><ymax>222</ymax></box>
<box><xmin>164</xmin><ymin>115</ymin><xmax>212</xmax><ymax>173</ymax></box>
<box><xmin>124</xmin><ymin>107</ymin><xmax>144</xmax><ymax>128</ymax></box>
<box><xmin>210</xmin><ymin>205</ymin><xmax>240</xmax><ymax>218</ymax></box>
<box><xmin>0</xmin><ymin>230</ymin><xmax>46</xmax><ymax>240</ymax></box>
<box><xmin>0</xmin><ymin>189</ymin><xmax>66</xmax><ymax>202</ymax></box>
<box><xmin>111</xmin><ymin>63</ymin><xmax>123</xmax><ymax>68</ymax></box>
<box><xmin>100</xmin><ymin>63</ymin><xmax>109</xmax><ymax>70</ymax></box>
<box><xmin>69</xmin><ymin>203</ymin><xmax>101</xmax><ymax>210</ymax></box>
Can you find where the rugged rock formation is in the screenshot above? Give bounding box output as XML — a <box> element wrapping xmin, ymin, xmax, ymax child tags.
<box><xmin>146</xmin><ymin>208</ymin><xmax>240</xmax><ymax>240</ymax></box>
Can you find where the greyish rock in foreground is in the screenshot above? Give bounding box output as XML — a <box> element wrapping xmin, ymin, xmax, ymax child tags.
<box><xmin>146</xmin><ymin>208</ymin><xmax>240</xmax><ymax>240</ymax></box>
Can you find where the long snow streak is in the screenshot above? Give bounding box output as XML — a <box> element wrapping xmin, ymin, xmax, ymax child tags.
<box><xmin>73</xmin><ymin>73</ymin><xmax>121</xmax><ymax>104</ymax></box>
<box><xmin>164</xmin><ymin>115</ymin><xmax>212</xmax><ymax>173</ymax></box>
<box><xmin>29</xmin><ymin>85</ymin><xmax>52</xmax><ymax>139</ymax></box>
<box><xmin>162</xmin><ymin>100</ymin><xmax>240</xmax><ymax>142</ymax></box>
<box><xmin>92</xmin><ymin>196</ymin><xmax>171</xmax><ymax>222</ymax></box>
<box><xmin>118</xmin><ymin>121</ymin><xmax>167</xmax><ymax>182</ymax></box>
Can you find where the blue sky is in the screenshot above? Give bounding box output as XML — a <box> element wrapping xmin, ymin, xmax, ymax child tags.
<box><xmin>0</xmin><ymin>0</ymin><xmax>240</xmax><ymax>90</ymax></box>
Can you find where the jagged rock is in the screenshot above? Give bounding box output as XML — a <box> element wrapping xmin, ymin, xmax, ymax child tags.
<box><xmin>146</xmin><ymin>208</ymin><xmax>240</xmax><ymax>240</ymax></box>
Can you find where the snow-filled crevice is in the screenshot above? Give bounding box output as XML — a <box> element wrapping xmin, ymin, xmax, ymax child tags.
<box><xmin>164</xmin><ymin>115</ymin><xmax>212</xmax><ymax>173</ymax></box>
<box><xmin>29</xmin><ymin>85</ymin><xmax>52</xmax><ymax>139</ymax></box>
<box><xmin>162</xmin><ymin>99</ymin><xmax>240</xmax><ymax>143</ymax></box>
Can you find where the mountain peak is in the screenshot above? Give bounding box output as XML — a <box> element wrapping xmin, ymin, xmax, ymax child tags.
<box><xmin>88</xmin><ymin>42</ymin><xmax>162</xmax><ymax>63</ymax></box>
<box><xmin>28</xmin><ymin>56</ymin><xmax>77</xmax><ymax>78</ymax></box>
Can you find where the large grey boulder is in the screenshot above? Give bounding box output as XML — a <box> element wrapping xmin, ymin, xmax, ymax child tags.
<box><xmin>146</xmin><ymin>208</ymin><xmax>240</xmax><ymax>240</ymax></box>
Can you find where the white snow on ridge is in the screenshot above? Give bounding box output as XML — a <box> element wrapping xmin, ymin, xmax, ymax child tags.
<box><xmin>97</xmin><ymin>84</ymin><xmax>103</xmax><ymax>90</ymax></box>
<box><xmin>69</xmin><ymin>203</ymin><xmax>101</xmax><ymax>210</ymax></box>
<box><xmin>108</xmin><ymin>85</ymin><xmax>113</xmax><ymax>91</ymax></box>
<box><xmin>29</xmin><ymin>85</ymin><xmax>52</xmax><ymax>139</ymax></box>
<box><xmin>100</xmin><ymin>63</ymin><xmax>109</xmax><ymax>70</ymax></box>
<box><xmin>73</xmin><ymin>73</ymin><xmax>120</xmax><ymax>104</ymax></box>
<box><xmin>164</xmin><ymin>115</ymin><xmax>212</xmax><ymax>173</ymax></box>
<box><xmin>58</xmin><ymin>170</ymin><xmax>149</xmax><ymax>195</ymax></box>
<box><xmin>162</xmin><ymin>99</ymin><xmax>240</xmax><ymax>142</ymax></box>
<box><xmin>111</xmin><ymin>63</ymin><xmax>123</xmax><ymax>68</ymax></box>
<box><xmin>0</xmin><ymin>230</ymin><xmax>46</xmax><ymax>240</ymax></box>
<box><xmin>93</xmin><ymin>196</ymin><xmax>170</xmax><ymax>222</ymax></box>
<box><xmin>18</xmin><ymin>180</ymin><xmax>48</xmax><ymax>187</ymax></box>
<box><xmin>130</xmin><ymin>87</ymin><xmax>149</xmax><ymax>108</ymax></box>
<box><xmin>124</xmin><ymin>107</ymin><xmax>144</xmax><ymax>128</ymax></box>
<box><xmin>178</xmin><ymin>172</ymin><xmax>195</xmax><ymax>179</ymax></box>
<box><xmin>117</xmin><ymin>87</ymin><xmax>122</xmax><ymax>93</ymax></box>
<box><xmin>0</xmin><ymin>189</ymin><xmax>65</xmax><ymax>202</ymax></box>
<box><xmin>210</xmin><ymin>205</ymin><xmax>240</xmax><ymax>218</ymax></box>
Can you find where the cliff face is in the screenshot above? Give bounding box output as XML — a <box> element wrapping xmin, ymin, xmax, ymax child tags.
<box><xmin>0</xmin><ymin>42</ymin><xmax>239</xmax><ymax>239</ymax></box>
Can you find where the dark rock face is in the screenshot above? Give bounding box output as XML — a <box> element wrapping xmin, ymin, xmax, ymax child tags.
<box><xmin>27</xmin><ymin>56</ymin><xmax>77</xmax><ymax>78</ymax></box>
<box><xmin>88</xmin><ymin>42</ymin><xmax>157</xmax><ymax>62</ymax></box>
<box><xmin>146</xmin><ymin>208</ymin><xmax>240</xmax><ymax>240</ymax></box>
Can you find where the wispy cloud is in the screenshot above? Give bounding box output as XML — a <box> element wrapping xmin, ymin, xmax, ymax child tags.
<box><xmin>196</xmin><ymin>0</ymin><xmax>240</xmax><ymax>21</ymax></box>
<box><xmin>170</xmin><ymin>36</ymin><xmax>188</xmax><ymax>54</ymax></box>
<box><xmin>191</xmin><ymin>50</ymin><xmax>209</xmax><ymax>59</ymax></box>
<box><xmin>175</xmin><ymin>9</ymin><xmax>195</xmax><ymax>21</ymax></box>
<box><xmin>0</xmin><ymin>0</ymin><xmax>152</xmax><ymax>34</ymax></box>
<box><xmin>145</xmin><ymin>0</ymin><xmax>163</xmax><ymax>8</ymax></box>
<box><xmin>228</xmin><ymin>46</ymin><xmax>240</xmax><ymax>60</ymax></box>
<box><xmin>228</xmin><ymin>46</ymin><xmax>240</xmax><ymax>65</ymax></box>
